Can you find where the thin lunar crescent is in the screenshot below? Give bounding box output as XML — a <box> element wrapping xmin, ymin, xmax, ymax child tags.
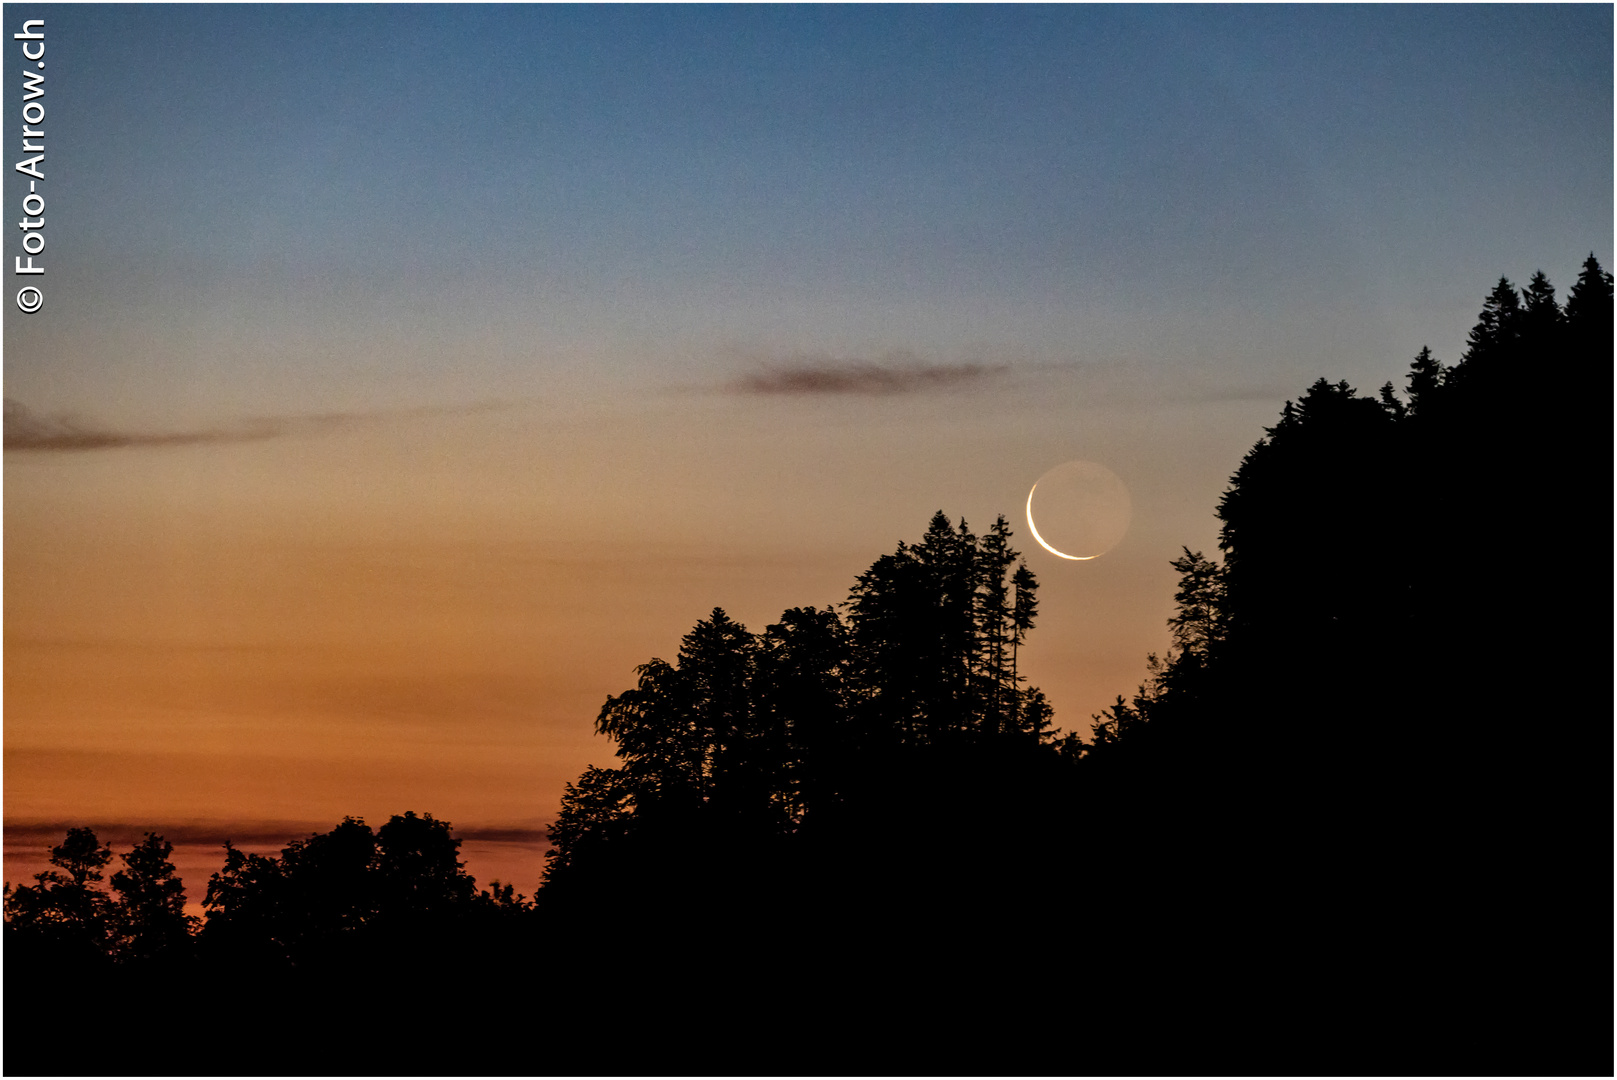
<box><xmin>1026</xmin><ymin>485</ymin><xmax>1095</xmax><ymax>561</ymax></box>
<box><xmin>1024</xmin><ymin>461</ymin><xmax>1132</xmax><ymax>561</ymax></box>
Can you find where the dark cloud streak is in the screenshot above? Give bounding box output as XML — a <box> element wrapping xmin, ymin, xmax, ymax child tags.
<box><xmin>4</xmin><ymin>819</ymin><xmax>552</xmax><ymax>850</ymax></box>
<box><xmin>728</xmin><ymin>355</ymin><xmax>1007</xmax><ymax>396</ymax></box>
<box><xmin>5</xmin><ymin>819</ymin><xmax>328</xmax><ymax>850</ymax></box>
<box><xmin>3</xmin><ymin>399</ymin><xmax>503</xmax><ymax>452</ymax></box>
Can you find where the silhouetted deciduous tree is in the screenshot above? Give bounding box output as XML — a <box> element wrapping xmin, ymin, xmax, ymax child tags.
<box><xmin>277</xmin><ymin>816</ymin><xmax>379</xmax><ymax>950</ymax></box>
<box><xmin>202</xmin><ymin>841</ymin><xmax>287</xmax><ymax>962</ymax></box>
<box><xmin>109</xmin><ymin>833</ymin><xmax>196</xmax><ymax>964</ymax></box>
<box><xmin>3</xmin><ymin>827</ymin><xmax>114</xmax><ymax>962</ymax></box>
<box><xmin>197</xmin><ymin>812</ymin><xmax>487</xmax><ymax>968</ymax></box>
<box><xmin>542</xmin><ymin>765</ymin><xmax>639</xmax><ymax>889</ymax></box>
<box><xmin>376</xmin><ymin>811</ymin><xmax>476</xmax><ymax>919</ymax></box>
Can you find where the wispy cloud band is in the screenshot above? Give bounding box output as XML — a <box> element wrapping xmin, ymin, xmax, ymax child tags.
<box><xmin>3</xmin><ymin>399</ymin><xmax>502</xmax><ymax>452</ymax></box>
<box><xmin>727</xmin><ymin>354</ymin><xmax>1007</xmax><ymax>396</ymax></box>
<box><xmin>4</xmin><ymin>819</ymin><xmax>552</xmax><ymax>849</ymax></box>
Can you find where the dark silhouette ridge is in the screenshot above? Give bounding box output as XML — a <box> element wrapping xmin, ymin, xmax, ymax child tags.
<box><xmin>6</xmin><ymin>257</ymin><xmax>1612</xmax><ymax>1077</ymax></box>
<box><xmin>1054</xmin><ymin>257</ymin><xmax>1614</xmax><ymax>1077</ymax></box>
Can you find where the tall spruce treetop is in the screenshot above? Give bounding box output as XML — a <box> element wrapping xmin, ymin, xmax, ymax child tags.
<box><xmin>755</xmin><ymin>606</ymin><xmax>851</xmax><ymax>823</ymax></box>
<box><xmin>847</xmin><ymin>513</ymin><xmax>980</xmax><ymax>741</ymax></box>
<box><xmin>1404</xmin><ymin>346</ymin><xmax>1445</xmax><ymax>414</ymax></box>
<box><xmin>1166</xmin><ymin>548</ymin><xmax>1226</xmax><ymax>665</ymax></box>
<box><xmin>1459</xmin><ymin>276</ymin><xmax>1524</xmax><ymax>369</ymax></box>
<box><xmin>1009</xmin><ymin>562</ymin><xmax>1039</xmax><ymax>711</ymax></box>
<box><xmin>1519</xmin><ymin>270</ymin><xmax>1564</xmax><ymax>343</ymax></box>
<box><xmin>676</xmin><ymin>607</ymin><xmax>757</xmax><ymax>797</ymax></box>
<box><xmin>976</xmin><ymin>515</ymin><xmax>1017</xmax><ymax>732</ymax></box>
<box><xmin>916</xmin><ymin>512</ymin><xmax>979</xmax><ymax>733</ymax></box>
<box><xmin>1564</xmin><ymin>252</ymin><xmax>1614</xmax><ymax>332</ymax></box>
<box><xmin>1377</xmin><ymin>381</ymin><xmax>1407</xmax><ymax>420</ymax></box>
<box><xmin>845</xmin><ymin>511</ymin><xmax>1044</xmax><ymax>742</ymax></box>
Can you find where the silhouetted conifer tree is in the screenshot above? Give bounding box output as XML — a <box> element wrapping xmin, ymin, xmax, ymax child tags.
<box><xmin>977</xmin><ymin>515</ymin><xmax>1017</xmax><ymax>732</ymax></box>
<box><xmin>1564</xmin><ymin>252</ymin><xmax>1614</xmax><ymax>399</ymax></box>
<box><xmin>1450</xmin><ymin>276</ymin><xmax>1524</xmax><ymax>390</ymax></box>
<box><xmin>911</xmin><ymin>512</ymin><xmax>981</xmax><ymax>737</ymax></box>
<box><xmin>845</xmin><ymin>542</ymin><xmax>930</xmax><ymax>742</ymax></box>
<box><xmin>676</xmin><ymin>608</ymin><xmax>766</xmax><ymax>823</ymax></box>
<box><xmin>1378</xmin><ymin>380</ymin><xmax>1407</xmax><ymax>419</ymax></box>
<box><xmin>1087</xmin><ymin>693</ymin><xmax>1148</xmax><ymax>756</ymax></box>
<box><xmin>844</xmin><ymin>511</ymin><xmax>1044</xmax><ymax>744</ymax></box>
<box><xmin>755</xmin><ymin>606</ymin><xmax>852</xmax><ymax>824</ymax></box>
<box><xmin>1404</xmin><ymin>345</ymin><xmax>1446</xmax><ymax>414</ymax></box>
<box><xmin>1520</xmin><ymin>269</ymin><xmax>1565</xmax><ymax>344</ymax></box>
<box><xmin>1009</xmin><ymin>563</ymin><xmax>1038</xmax><ymax>677</ymax></box>
<box><xmin>1565</xmin><ymin>251</ymin><xmax>1614</xmax><ymax>332</ymax></box>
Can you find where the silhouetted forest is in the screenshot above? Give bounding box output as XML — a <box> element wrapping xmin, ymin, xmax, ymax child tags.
<box><xmin>7</xmin><ymin>257</ymin><xmax>1612</xmax><ymax>1076</ymax></box>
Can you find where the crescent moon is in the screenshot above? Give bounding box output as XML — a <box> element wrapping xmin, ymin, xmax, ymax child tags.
<box><xmin>1026</xmin><ymin>484</ymin><xmax>1097</xmax><ymax>561</ymax></box>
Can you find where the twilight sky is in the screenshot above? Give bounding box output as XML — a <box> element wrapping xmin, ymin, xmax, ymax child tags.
<box><xmin>5</xmin><ymin>4</ymin><xmax>1611</xmax><ymax>901</ymax></box>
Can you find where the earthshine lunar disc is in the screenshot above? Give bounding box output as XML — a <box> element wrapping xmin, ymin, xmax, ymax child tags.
<box><xmin>1026</xmin><ymin>461</ymin><xmax>1132</xmax><ymax>561</ymax></box>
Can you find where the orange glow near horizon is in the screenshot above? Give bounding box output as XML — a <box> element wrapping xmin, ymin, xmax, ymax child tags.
<box><xmin>4</xmin><ymin>391</ymin><xmax>1236</xmax><ymax>906</ymax></box>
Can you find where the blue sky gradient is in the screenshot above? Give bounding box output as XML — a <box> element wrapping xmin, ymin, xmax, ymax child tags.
<box><xmin>10</xmin><ymin>5</ymin><xmax>1610</xmax><ymax>420</ymax></box>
